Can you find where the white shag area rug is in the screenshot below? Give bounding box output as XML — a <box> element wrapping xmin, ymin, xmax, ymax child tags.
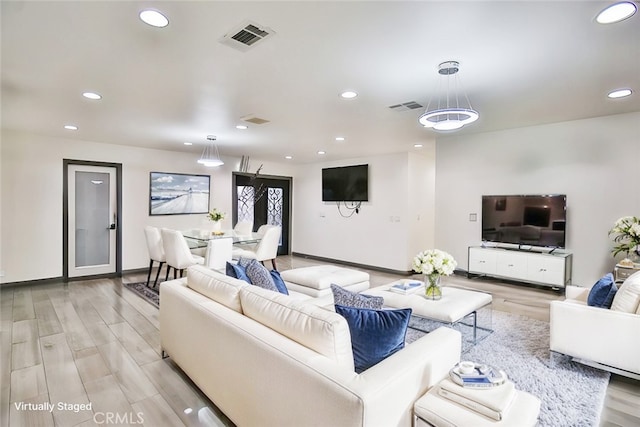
<box><xmin>406</xmin><ymin>310</ymin><xmax>610</xmax><ymax>427</ymax></box>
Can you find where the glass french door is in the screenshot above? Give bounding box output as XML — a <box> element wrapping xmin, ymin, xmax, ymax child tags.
<box><xmin>66</xmin><ymin>163</ymin><xmax>119</xmax><ymax>278</ymax></box>
<box><xmin>233</xmin><ymin>173</ymin><xmax>291</xmax><ymax>255</ymax></box>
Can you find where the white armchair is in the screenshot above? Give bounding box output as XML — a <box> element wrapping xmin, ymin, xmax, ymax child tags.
<box><xmin>550</xmin><ymin>285</ymin><xmax>640</xmax><ymax>378</ymax></box>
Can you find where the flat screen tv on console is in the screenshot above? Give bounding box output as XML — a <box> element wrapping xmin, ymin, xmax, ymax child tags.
<box><xmin>322</xmin><ymin>164</ymin><xmax>369</xmax><ymax>202</ymax></box>
<box><xmin>481</xmin><ymin>194</ymin><xmax>567</xmax><ymax>248</ymax></box>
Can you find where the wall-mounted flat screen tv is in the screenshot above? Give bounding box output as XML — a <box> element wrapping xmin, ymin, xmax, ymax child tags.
<box><xmin>481</xmin><ymin>194</ymin><xmax>567</xmax><ymax>248</ymax></box>
<box><xmin>322</xmin><ymin>164</ymin><xmax>369</xmax><ymax>202</ymax></box>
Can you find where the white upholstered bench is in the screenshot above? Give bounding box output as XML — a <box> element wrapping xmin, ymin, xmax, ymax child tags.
<box><xmin>280</xmin><ymin>265</ymin><xmax>370</xmax><ymax>298</ymax></box>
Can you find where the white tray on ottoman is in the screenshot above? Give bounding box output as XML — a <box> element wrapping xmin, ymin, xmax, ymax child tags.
<box><xmin>280</xmin><ymin>265</ymin><xmax>370</xmax><ymax>298</ymax></box>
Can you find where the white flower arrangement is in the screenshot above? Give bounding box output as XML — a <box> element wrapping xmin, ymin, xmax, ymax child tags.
<box><xmin>207</xmin><ymin>208</ymin><xmax>225</xmax><ymax>222</ymax></box>
<box><xmin>609</xmin><ymin>216</ymin><xmax>640</xmax><ymax>257</ymax></box>
<box><xmin>413</xmin><ymin>249</ymin><xmax>457</xmax><ymax>276</ymax></box>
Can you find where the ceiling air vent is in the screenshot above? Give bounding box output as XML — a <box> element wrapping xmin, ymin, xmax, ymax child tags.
<box><xmin>241</xmin><ymin>115</ymin><xmax>270</xmax><ymax>125</ymax></box>
<box><xmin>220</xmin><ymin>21</ymin><xmax>275</xmax><ymax>52</ymax></box>
<box><xmin>388</xmin><ymin>101</ymin><xmax>424</xmax><ymax>112</ymax></box>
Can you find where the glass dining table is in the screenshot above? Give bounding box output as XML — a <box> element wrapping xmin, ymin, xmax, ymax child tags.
<box><xmin>182</xmin><ymin>230</ymin><xmax>262</xmax><ymax>270</ymax></box>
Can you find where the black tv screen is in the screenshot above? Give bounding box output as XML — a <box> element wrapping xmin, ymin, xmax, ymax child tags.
<box><xmin>322</xmin><ymin>164</ymin><xmax>369</xmax><ymax>202</ymax></box>
<box><xmin>481</xmin><ymin>194</ymin><xmax>567</xmax><ymax>248</ymax></box>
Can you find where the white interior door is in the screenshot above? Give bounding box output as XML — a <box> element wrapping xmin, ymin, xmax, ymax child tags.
<box><xmin>67</xmin><ymin>164</ymin><xmax>117</xmax><ymax>277</ymax></box>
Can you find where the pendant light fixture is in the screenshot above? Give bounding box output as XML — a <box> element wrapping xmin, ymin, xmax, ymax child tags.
<box><xmin>418</xmin><ymin>61</ymin><xmax>479</xmax><ymax>131</ymax></box>
<box><xmin>197</xmin><ymin>135</ymin><xmax>224</xmax><ymax>167</ymax></box>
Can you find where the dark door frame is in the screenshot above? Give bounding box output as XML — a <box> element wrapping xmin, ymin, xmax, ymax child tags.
<box><xmin>63</xmin><ymin>159</ymin><xmax>123</xmax><ymax>281</ymax></box>
<box><xmin>232</xmin><ymin>172</ymin><xmax>292</xmax><ymax>255</ymax></box>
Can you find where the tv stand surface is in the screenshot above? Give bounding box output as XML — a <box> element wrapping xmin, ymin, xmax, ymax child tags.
<box><xmin>468</xmin><ymin>246</ymin><xmax>572</xmax><ymax>289</ymax></box>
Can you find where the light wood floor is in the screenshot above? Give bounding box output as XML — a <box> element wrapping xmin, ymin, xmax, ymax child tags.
<box><xmin>1</xmin><ymin>255</ymin><xmax>638</xmax><ymax>426</ymax></box>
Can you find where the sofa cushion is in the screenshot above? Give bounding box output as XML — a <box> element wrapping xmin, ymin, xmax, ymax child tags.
<box><xmin>611</xmin><ymin>271</ymin><xmax>640</xmax><ymax>313</ymax></box>
<box><xmin>239</xmin><ymin>285</ymin><xmax>354</xmax><ymax>370</ymax></box>
<box><xmin>186</xmin><ymin>265</ymin><xmax>249</xmax><ymax>313</ymax></box>
<box><xmin>246</xmin><ymin>259</ymin><xmax>281</xmax><ymax>293</ymax></box>
<box><xmin>331</xmin><ymin>284</ymin><xmax>383</xmax><ymax>309</ymax></box>
<box><xmin>334</xmin><ymin>304</ymin><xmax>412</xmax><ymax>373</ymax></box>
<box><xmin>270</xmin><ymin>270</ymin><xmax>289</xmax><ymax>295</ymax></box>
<box><xmin>226</xmin><ymin>262</ymin><xmax>251</xmax><ymax>283</ymax></box>
<box><xmin>587</xmin><ymin>273</ymin><xmax>617</xmax><ymax>308</ymax></box>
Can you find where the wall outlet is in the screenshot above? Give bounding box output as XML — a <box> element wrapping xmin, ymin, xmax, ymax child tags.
<box><xmin>469</xmin><ymin>213</ymin><xmax>477</xmax><ymax>222</ymax></box>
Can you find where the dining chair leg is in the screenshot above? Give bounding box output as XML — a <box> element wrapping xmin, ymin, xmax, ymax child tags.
<box><xmin>153</xmin><ymin>262</ymin><xmax>164</xmax><ymax>287</ymax></box>
<box><xmin>179</xmin><ymin>269</ymin><xmax>185</xmax><ymax>278</ymax></box>
<box><xmin>173</xmin><ymin>268</ymin><xmax>178</xmax><ymax>280</ymax></box>
<box><xmin>271</xmin><ymin>258</ymin><xmax>277</xmax><ymax>270</ymax></box>
<box><xmin>146</xmin><ymin>260</ymin><xmax>154</xmax><ymax>287</ymax></box>
<box><xmin>165</xmin><ymin>266</ymin><xmax>171</xmax><ymax>282</ymax></box>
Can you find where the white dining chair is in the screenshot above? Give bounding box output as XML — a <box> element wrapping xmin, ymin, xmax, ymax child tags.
<box><xmin>233</xmin><ymin>220</ymin><xmax>253</xmax><ymax>236</ymax></box>
<box><xmin>232</xmin><ymin>225</ymin><xmax>282</xmax><ymax>270</ymax></box>
<box><xmin>161</xmin><ymin>228</ymin><xmax>205</xmax><ymax>280</ymax></box>
<box><xmin>144</xmin><ymin>226</ymin><xmax>166</xmax><ymax>288</ymax></box>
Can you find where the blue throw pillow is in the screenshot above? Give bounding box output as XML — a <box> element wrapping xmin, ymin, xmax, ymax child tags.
<box><xmin>331</xmin><ymin>284</ymin><xmax>383</xmax><ymax>309</ymax></box>
<box><xmin>587</xmin><ymin>273</ymin><xmax>617</xmax><ymax>308</ymax></box>
<box><xmin>335</xmin><ymin>304</ymin><xmax>412</xmax><ymax>373</ymax></box>
<box><xmin>226</xmin><ymin>262</ymin><xmax>251</xmax><ymax>283</ymax></box>
<box><xmin>270</xmin><ymin>270</ymin><xmax>289</xmax><ymax>295</ymax></box>
<box><xmin>245</xmin><ymin>259</ymin><xmax>280</xmax><ymax>293</ymax></box>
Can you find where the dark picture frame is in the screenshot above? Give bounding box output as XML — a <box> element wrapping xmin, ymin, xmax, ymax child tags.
<box><xmin>149</xmin><ymin>172</ymin><xmax>210</xmax><ymax>216</ymax></box>
<box><xmin>495</xmin><ymin>198</ymin><xmax>507</xmax><ymax>211</ymax></box>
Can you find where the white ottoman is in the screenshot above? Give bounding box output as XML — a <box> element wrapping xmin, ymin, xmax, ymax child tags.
<box><xmin>280</xmin><ymin>265</ymin><xmax>370</xmax><ymax>298</ymax></box>
<box><xmin>414</xmin><ymin>381</ymin><xmax>540</xmax><ymax>427</ymax></box>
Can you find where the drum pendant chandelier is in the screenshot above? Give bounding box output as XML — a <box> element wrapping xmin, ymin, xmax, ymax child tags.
<box><xmin>418</xmin><ymin>61</ymin><xmax>479</xmax><ymax>131</ymax></box>
<box><xmin>198</xmin><ymin>135</ymin><xmax>224</xmax><ymax>167</ymax></box>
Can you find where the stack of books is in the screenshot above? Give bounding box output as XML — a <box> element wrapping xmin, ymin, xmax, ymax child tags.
<box><xmin>388</xmin><ymin>280</ymin><xmax>425</xmax><ymax>295</ymax></box>
<box><xmin>438</xmin><ymin>378</ymin><xmax>516</xmax><ymax>421</ymax></box>
<box><xmin>449</xmin><ymin>363</ymin><xmax>506</xmax><ymax>388</ymax></box>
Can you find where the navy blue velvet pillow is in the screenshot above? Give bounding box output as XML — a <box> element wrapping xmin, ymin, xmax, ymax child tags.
<box><xmin>335</xmin><ymin>304</ymin><xmax>412</xmax><ymax>373</ymax></box>
<box><xmin>226</xmin><ymin>262</ymin><xmax>251</xmax><ymax>283</ymax></box>
<box><xmin>587</xmin><ymin>273</ymin><xmax>617</xmax><ymax>308</ymax></box>
<box><xmin>270</xmin><ymin>270</ymin><xmax>289</xmax><ymax>295</ymax></box>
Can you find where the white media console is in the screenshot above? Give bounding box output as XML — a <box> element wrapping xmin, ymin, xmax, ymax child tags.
<box><xmin>468</xmin><ymin>246</ymin><xmax>572</xmax><ymax>289</ymax></box>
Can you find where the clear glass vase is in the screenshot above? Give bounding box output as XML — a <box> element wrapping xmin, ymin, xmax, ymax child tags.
<box><xmin>425</xmin><ymin>274</ymin><xmax>442</xmax><ymax>300</ymax></box>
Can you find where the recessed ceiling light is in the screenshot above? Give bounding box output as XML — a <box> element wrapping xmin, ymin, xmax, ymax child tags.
<box><xmin>414</xmin><ymin>144</ymin><xmax>423</xmax><ymax>148</ymax></box>
<box><xmin>608</xmin><ymin>88</ymin><xmax>633</xmax><ymax>98</ymax></box>
<box><xmin>82</xmin><ymin>92</ymin><xmax>102</xmax><ymax>100</ymax></box>
<box><xmin>285</xmin><ymin>155</ymin><xmax>293</xmax><ymax>160</ymax></box>
<box><xmin>236</xmin><ymin>125</ymin><xmax>248</xmax><ymax>130</ymax></box>
<box><xmin>139</xmin><ymin>9</ymin><xmax>169</xmax><ymax>28</ymax></box>
<box><xmin>64</xmin><ymin>125</ymin><xmax>78</xmax><ymax>131</ymax></box>
<box><xmin>596</xmin><ymin>2</ymin><xmax>637</xmax><ymax>23</ymax></box>
<box><xmin>335</xmin><ymin>137</ymin><xmax>345</xmax><ymax>141</ymax></box>
<box><xmin>184</xmin><ymin>142</ymin><xmax>193</xmax><ymax>146</ymax></box>
<box><xmin>317</xmin><ymin>150</ymin><xmax>326</xmax><ymax>155</ymax></box>
<box><xmin>340</xmin><ymin>91</ymin><xmax>358</xmax><ymax>99</ymax></box>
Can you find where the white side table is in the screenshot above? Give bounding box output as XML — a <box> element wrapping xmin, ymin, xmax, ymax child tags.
<box><xmin>414</xmin><ymin>380</ymin><xmax>540</xmax><ymax>427</ymax></box>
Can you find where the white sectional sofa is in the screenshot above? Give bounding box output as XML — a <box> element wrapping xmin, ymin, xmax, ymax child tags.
<box><xmin>160</xmin><ymin>265</ymin><xmax>462</xmax><ymax>427</ymax></box>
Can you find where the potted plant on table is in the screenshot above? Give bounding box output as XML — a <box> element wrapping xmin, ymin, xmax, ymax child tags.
<box><xmin>208</xmin><ymin>208</ymin><xmax>226</xmax><ymax>235</ymax></box>
<box><xmin>412</xmin><ymin>249</ymin><xmax>457</xmax><ymax>300</ymax></box>
<box><xmin>609</xmin><ymin>216</ymin><xmax>640</xmax><ymax>261</ymax></box>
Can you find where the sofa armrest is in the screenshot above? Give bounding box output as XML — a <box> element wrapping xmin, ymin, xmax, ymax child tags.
<box><xmin>550</xmin><ymin>300</ymin><xmax>640</xmax><ymax>375</ymax></box>
<box><xmin>350</xmin><ymin>327</ymin><xmax>462</xmax><ymax>427</ymax></box>
<box><xmin>565</xmin><ymin>285</ymin><xmax>589</xmax><ymax>302</ymax></box>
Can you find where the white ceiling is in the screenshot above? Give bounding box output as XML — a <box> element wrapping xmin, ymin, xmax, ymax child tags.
<box><xmin>2</xmin><ymin>1</ymin><xmax>639</xmax><ymax>164</ymax></box>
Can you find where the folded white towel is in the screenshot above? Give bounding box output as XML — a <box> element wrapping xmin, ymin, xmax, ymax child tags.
<box><xmin>438</xmin><ymin>378</ymin><xmax>516</xmax><ymax>421</ymax></box>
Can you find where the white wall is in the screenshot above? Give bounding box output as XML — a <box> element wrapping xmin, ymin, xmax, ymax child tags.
<box><xmin>434</xmin><ymin>112</ymin><xmax>640</xmax><ymax>285</ymax></box>
<box><xmin>0</xmin><ymin>129</ymin><xmax>293</xmax><ymax>283</ymax></box>
<box><xmin>291</xmin><ymin>150</ymin><xmax>436</xmax><ymax>272</ymax></box>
